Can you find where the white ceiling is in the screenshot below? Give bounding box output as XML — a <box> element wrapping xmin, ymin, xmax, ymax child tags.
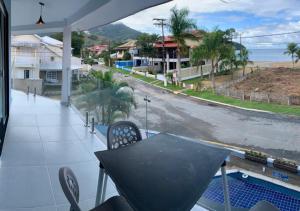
<box><xmin>11</xmin><ymin>0</ymin><xmax>172</xmax><ymax>34</ymax></box>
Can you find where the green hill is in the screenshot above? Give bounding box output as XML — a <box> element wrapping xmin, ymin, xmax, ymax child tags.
<box><xmin>89</xmin><ymin>23</ymin><xmax>142</xmax><ymax>43</ymax></box>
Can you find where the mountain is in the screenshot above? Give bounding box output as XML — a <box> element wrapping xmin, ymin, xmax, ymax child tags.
<box><xmin>89</xmin><ymin>23</ymin><xmax>142</xmax><ymax>43</ymax></box>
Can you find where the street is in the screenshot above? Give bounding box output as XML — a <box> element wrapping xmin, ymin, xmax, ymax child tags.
<box><xmin>117</xmin><ymin>74</ymin><xmax>300</xmax><ymax>162</ymax></box>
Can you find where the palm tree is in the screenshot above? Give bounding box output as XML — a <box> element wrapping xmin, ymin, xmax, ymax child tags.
<box><xmin>74</xmin><ymin>70</ymin><xmax>136</xmax><ymax>125</ymax></box>
<box><xmin>295</xmin><ymin>49</ymin><xmax>300</xmax><ymax>64</ymax></box>
<box><xmin>219</xmin><ymin>46</ymin><xmax>238</xmax><ymax>77</ymax></box>
<box><xmin>284</xmin><ymin>42</ymin><xmax>298</xmax><ymax>68</ymax></box>
<box><xmin>168</xmin><ymin>6</ymin><xmax>196</xmax><ymax>83</ymax></box>
<box><xmin>191</xmin><ymin>45</ymin><xmax>207</xmax><ymax>78</ymax></box>
<box><xmin>201</xmin><ymin>29</ymin><xmax>225</xmax><ymax>90</ymax></box>
<box><xmin>238</xmin><ymin>48</ymin><xmax>252</xmax><ymax>76</ymax></box>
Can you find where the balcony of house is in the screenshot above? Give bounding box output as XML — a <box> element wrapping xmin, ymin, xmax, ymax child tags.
<box><xmin>1</xmin><ymin>90</ymin><xmax>298</xmax><ymax>211</ymax></box>
<box><xmin>2</xmin><ymin>0</ymin><xmax>300</xmax><ymax>211</ymax></box>
<box><xmin>13</xmin><ymin>56</ymin><xmax>39</xmax><ymax>68</ymax></box>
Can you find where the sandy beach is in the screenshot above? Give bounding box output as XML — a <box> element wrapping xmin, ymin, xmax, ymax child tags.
<box><xmin>251</xmin><ymin>61</ymin><xmax>300</xmax><ymax>68</ymax></box>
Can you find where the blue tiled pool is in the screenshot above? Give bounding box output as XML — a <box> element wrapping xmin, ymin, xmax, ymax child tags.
<box><xmin>202</xmin><ymin>172</ymin><xmax>300</xmax><ymax>211</ymax></box>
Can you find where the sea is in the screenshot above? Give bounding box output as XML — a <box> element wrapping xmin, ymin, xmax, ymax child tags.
<box><xmin>247</xmin><ymin>49</ymin><xmax>290</xmax><ymax>62</ymax></box>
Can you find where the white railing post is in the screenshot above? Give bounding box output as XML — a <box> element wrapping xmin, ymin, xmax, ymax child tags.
<box><xmin>221</xmin><ymin>161</ymin><xmax>231</xmax><ymax>211</ymax></box>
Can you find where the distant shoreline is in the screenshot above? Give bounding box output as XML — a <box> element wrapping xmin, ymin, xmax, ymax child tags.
<box><xmin>249</xmin><ymin>61</ymin><xmax>300</xmax><ymax>68</ymax></box>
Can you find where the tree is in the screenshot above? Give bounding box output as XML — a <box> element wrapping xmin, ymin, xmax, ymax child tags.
<box><xmin>284</xmin><ymin>42</ymin><xmax>298</xmax><ymax>68</ymax></box>
<box><xmin>296</xmin><ymin>49</ymin><xmax>300</xmax><ymax>64</ymax></box>
<box><xmin>136</xmin><ymin>33</ymin><xmax>159</xmax><ymax>74</ymax></box>
<box><xmin>219</xmin><ymin>45</ymin><xmax>238</xmax><ymax>76</ymax></box>
<box><xmin>123</xmin><ymin>51</ymin><xmax>132</xmax><ymax>60</ymax></box>
<box><xmin>191</xmin><ymin>45</ymin><xmax>207</xmax><ymax>78</ymax></box>
<box><xmin>136</xmin><ymin>33</ymin><xmax>159</xmax><ymax>58</ymax></box>
<box><xmin>201</xmin><ymin>29</ymin><xmax>225</xmax><ymax>90</ymax></box>
<box><xmin>99</xmin><ymin>50</ymin><xmax>111</xmax><ymax>66</ymax></box>
<box><xmin>168</xmin><ymin>6</ymin><xmax>197</xmax><ymax>82</ymax></box>
<box><xmin>75</xmin><ymin>70</ymin><xmax>136</xmax><ymax>125</ymax></box>
<box><xmin>239</xmin><ymin>48</ymin><xmax>252</xmax><ymax>76</ymax></box>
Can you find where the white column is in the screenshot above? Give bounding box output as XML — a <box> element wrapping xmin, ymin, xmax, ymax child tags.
<box><xmin>166</xmin><ymin>52</ymin><xmax>170</xmax><ymax>72</ymax></box>
<box><xmin>221</xmin><ymin>162</ymin><xmax>231</xmax><ymax>211</ymax></box>
<box><xmin>61</xmin><ymin>24</ymin><xmax>72</xmax><ymax>105</ymax></box>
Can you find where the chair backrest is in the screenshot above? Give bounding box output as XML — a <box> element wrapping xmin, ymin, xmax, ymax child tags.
<box><xmin>59</xmin><ymin>167</ymin><xmax>81</xmax><ymax>211</ymax></box>
<box><xmin>107</xmin><ymin>121</ymin><xmax>142</xmax><ymax>150</ymax></box>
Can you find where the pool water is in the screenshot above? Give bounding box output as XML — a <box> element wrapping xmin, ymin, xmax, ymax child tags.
<box><xmin>202</xmin><ymin>172</ymin><xmax>300</xmax><ymax>211</ymax></box>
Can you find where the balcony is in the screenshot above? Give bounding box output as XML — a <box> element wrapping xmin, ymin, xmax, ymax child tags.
<box><xmin>13</xmin><ymin>56</ymin><xmax>38</xmax><ymax>68</ymax></box>
<box><xmin>0</xmin><ymin>90</ymin><xmax>209</xmax><ymax>210</ymax></box>
<box><xmin>1</xmin><ymin>90</ymin><xmax>299</xmax><ymax>210</ymax></box>
<box><xmin>0</xmin><ymin>90</ymin><xmax>113</xmax><ymax>210</ymax></box>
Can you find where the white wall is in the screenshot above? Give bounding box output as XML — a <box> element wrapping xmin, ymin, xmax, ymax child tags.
<box><xmin>39</xmin><ymin>46</ymin><xmax>63</xmax><ymax>70</ymax></box>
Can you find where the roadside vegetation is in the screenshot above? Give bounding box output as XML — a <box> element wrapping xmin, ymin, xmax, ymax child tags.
<box><xmin>72</xmin><ymin>70</ymin><xmax>136</xmax><ymax>124</ymax></box>
<box><xmin>184</xmin><ymin>90</ymin><xmax>300</xmax><ymax>116</ymax></box>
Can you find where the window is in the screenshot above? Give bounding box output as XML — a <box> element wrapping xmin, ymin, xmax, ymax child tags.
<box><xmin>24</xmin><ymin>70</ymin><xmax>30</xmax><ymax>79</ymax></box>
<box><xmin>46</xmin><ymin>71</ymin><xmax>58</xmax><ymax>82</ymax></box>
<box><xmin>50</xmin><ymin>56</ymin><xmax>55</xmax><ymax>61</ymax></box>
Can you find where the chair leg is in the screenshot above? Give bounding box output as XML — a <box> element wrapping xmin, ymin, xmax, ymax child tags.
<box><xmin>95</xmin><ymin>167</ymin><xmax>105</xmax><ymax>206</ymax></box>
<box><xmin>100</xmin><ymin>174</ymin><xmax>108</xmax><ymax>203</ymax></box>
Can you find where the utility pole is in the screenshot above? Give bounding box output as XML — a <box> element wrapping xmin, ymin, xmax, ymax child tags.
<box><xmin>153</xmin><ymin>18</ymin><xmax>167</xmax><ymax>86</ymax></box>
<box><xmin>108</xmin><ymin>40</ymin><xmax>111</xmax><ymax>67</ymax></box>
<box><xmin>144</xmin><ymin>96</ymin><xmax>151</xmax><ymax>138</ymax></box>
<box><xmin>239</xmin><ymin>33</ymin><xmax>242</xmax><ymax>59</ymax></box>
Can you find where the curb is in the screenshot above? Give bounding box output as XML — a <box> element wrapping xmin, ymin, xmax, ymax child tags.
<box><xmin>185</xmin><ymin>94</ymin><xmax>274</xmax><ymax>114</ymax></box>
<box><xmin>131</xmin><ymin>75</ymin><xmax>274</xmax><ymax>115</ymax></box>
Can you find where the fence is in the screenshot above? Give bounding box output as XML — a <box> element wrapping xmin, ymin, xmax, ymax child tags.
<box><xmin>216</xmin><ymin>88</ymin><xmax>300</xmax><ymax>106</ymax></box>
<box><xmin>165</xmin><ymin>65</ymin><xmax>211</xmax><ymax>81</ymax></box>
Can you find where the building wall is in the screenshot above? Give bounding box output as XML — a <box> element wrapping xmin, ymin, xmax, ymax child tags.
<box><xmin>12</xmin><ymin>79</ymin><xmax>43</xmax><ymax>95</ymax></box>
<box><xmin>39</xmin><ymin>46</ymin><xmax>63</xmax><ymax>70</ymax></box>
<box><xmin>12</xmin><ymin>46</ymin><xmax>40</xmax><ymax>80</ymax></box>
<box><xmin>40</xmin><ymin>71</ymin><xmax>62</xmax><ymax>84</ymax></box>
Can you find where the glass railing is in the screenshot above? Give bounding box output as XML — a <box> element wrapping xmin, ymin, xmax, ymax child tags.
<box><xmin>70</xmin><ymin>66</ymin><xmax>300</xmax><ymax>211</ymax></box>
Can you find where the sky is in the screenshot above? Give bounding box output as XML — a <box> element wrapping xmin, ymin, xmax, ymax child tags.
<box><xmin>118</xmin><ymin>0</ymin><xmax>300</xmax><ymax>49</ymax></box>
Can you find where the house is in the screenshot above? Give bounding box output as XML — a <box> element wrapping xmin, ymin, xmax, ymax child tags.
<box><xmin>87</xmin><ymin>44</ymin><xmax>108</xmax><ymax>55</ymax></box>
<box><xmin>113</xmin><ymin>39</ymin><xmax>137</xmax><ymax>60</ymax></box>
<box><xmin>132</xmin><ymin>31</ymin><xmax>212</xmax><ymax>80</ymax></box>
<box><xmin>0</xmin><ymin>1</ymin><xmax>286</xmax><ymax>211</ymax></box>
<box><xmin>11</xmin><ymin>34</ymin><xmax>82</xmax><ymax>93</ymax></box>
<box><xmin>133</xmin><ymin>32</ymin><xmax>204</xmax><ymax>73</ymax></box>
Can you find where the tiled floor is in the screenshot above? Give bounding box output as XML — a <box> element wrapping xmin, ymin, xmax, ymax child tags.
<box><xmin>0</xmin><ymin>91</ymin><xmax>118</xmax><ymax>211</ymax></box>
<box><xmin>0</xmin><ymin>90</ymin><xmax>207</xmax><ymax>211</ymax></box>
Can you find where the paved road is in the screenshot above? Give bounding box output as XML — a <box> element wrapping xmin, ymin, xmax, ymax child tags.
<box><xmin>117</xmin><ymin>74</ymin><xmax>300</xmax><ymax>162</ymax></box>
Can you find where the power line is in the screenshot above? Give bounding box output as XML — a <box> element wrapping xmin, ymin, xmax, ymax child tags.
<box><xmin>235</xmin><ymin>30</ymin><xmax>300</xmax><ymax>39</ymax></box>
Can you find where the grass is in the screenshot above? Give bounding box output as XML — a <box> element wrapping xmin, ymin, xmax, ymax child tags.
<box><xmin>111</xmin><ymin>67</ymin><xmax>157</xmax><ymax>83</ymax></box>
<box><xmin>156</xmin><ymin>82</ymin><xmax>185</xmax><ymax>91</ymax></box>
<box><xmin>182</xmin><ymin>76</ymin><xmax>204</xmax><ymax>84</ymax></box>
<box><xmin>111</xmin><ymin>67</ymin><xmax>130</xmax><ymax>75</ymax></box>
<box><xmin>184</xmin><ymin>90</ymin><xmax>300</xmax><ymax>116</ymax></box>
<box><xmin>132</xmin><ymin>74</ymin><xmax>157</xmax><ymax>83</ymax></box>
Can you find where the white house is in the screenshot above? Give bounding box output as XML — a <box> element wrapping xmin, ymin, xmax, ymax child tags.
<box><xmin>11</xmin><ymin>34</ymin><xmax>82</xmax><ymax>93</ymax></box>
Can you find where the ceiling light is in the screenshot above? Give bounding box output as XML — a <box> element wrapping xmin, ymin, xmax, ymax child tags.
<box><xmin>36</xmin><ymin>2</ymin><xmax>45</xmax><ymax>25</ymax></box>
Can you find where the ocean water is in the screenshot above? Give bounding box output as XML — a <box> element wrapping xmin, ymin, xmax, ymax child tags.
<box><xmin>248</xmin><ymin>49</ymin><xmax>291</xmax><ymax>62</ymax></box>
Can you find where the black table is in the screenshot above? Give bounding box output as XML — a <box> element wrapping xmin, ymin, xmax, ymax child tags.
<box><xmin>94</xmin><ymin>133</ymin><xmax>230</xmax><ymax>211</ymax></box>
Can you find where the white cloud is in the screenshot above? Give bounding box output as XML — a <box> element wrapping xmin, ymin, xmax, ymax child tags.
<box><xmin>118</xmin><ymin>0</ymin><xmax>300</xmax><ymax>48</ymax></box>
<box><xmin>119</xmin><ymin>0</ymin><xmax>300</xmax><ymax>33</ymax></box>
<box><xmin>233</xmin><ymin>21</ymin><xmax>300</xmax><ymax>49</ymax></box>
